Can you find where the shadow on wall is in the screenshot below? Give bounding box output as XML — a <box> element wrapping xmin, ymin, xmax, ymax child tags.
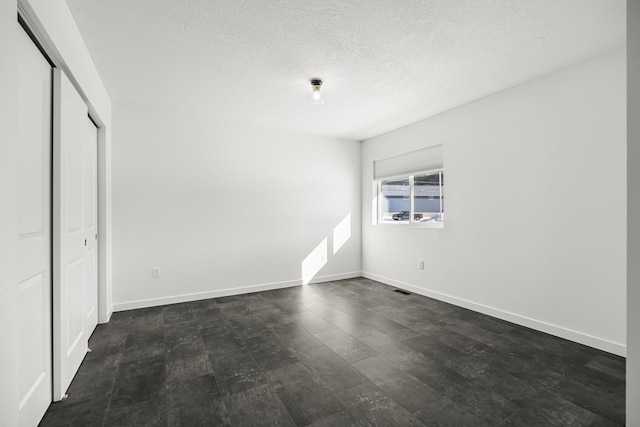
<box><xmin>301</xmin><ymin>213</ymin><xmax>351</xmax><ymax>285</ymax></box>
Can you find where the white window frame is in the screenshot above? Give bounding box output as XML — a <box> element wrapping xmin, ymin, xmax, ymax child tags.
<box><xmin>376</xmin><ymin>168</ymin><xmax>444</xmax><ymax>229</ymax></box>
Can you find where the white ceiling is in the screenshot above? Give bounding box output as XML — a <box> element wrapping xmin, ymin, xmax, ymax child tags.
<box><xmin>65</xmin><ymin>0</ymin><xmax>625</xmax><ymax>141</ymax></box>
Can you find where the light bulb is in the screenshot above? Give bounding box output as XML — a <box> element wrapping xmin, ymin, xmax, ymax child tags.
<box><xmin>310</xmin><ymin>79</ymin><xmax>325</xmax><ymax>105</ymax></box>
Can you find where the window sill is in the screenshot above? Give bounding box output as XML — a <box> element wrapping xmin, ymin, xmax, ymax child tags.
<box><xmin>375</xmin><ymin>222</ymin><xmax>444</xmax><ymax>229</ymax></box>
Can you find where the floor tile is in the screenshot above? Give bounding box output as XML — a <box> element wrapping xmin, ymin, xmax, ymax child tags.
<box><xmin>103</xmin><ymin>398</ymin><xmax>168</xmax><ymax>427</ymax></box>
<box><xmin>245</xmin><ymin>333</ymin><xmax>299</xmax><ymax>371</ymax></box>
<box><xmin>360</xmin><ymin>331</ymin><xmax>432</xmax><ymax>369</ymax></box>
<box><xmin>110</xmin><ymin>355</ymin><xmax>166</xmax><ymax>409</ymax></box>
<box><xmin>301</xmin><ymin>300</ymin><xmax>346</xmax><ymax>318</ymax></box>
<box><xmin>499</xmin><ymin>405</ymin><xmax>618</xmax><ymax>427</ymax></box>
<box><xmin>163</xmin><ymin>304</ymin><xmax>196</xmax><ymax>326</ymax></box>
<box><xmin>403</xmin><ymin>333</ymin><xmax>464</xmax><ymax>366</ymax></box>
<box><xmin>87</xmin><ymin>324</ymin><xmax>128</xmax><ymax>358</ymax></box>
<box><xmin>270</xmin><ymin>322</ymin><xmax>324</xmax><ymax>352</ymax></box>
<box><xmin>123</xmin><ymin>329</ymin><xmax>165</xmax><ymax>362</ymax></box>
<box><xmin>187</xmin><ymin>298</ymin><xmax>220</xmax><ymax>312</ymax></box>
<box><xmin>209</xmin><ymin>350</ymin><xmax>267</xmax><ymax>396</ymax></box>
<box><xmin>191</xmin><ymin>308</ymin><xmax>226</xmax><ymax>329</ymax></box>
<box><xmin>164</xmin><ymin>328</ymin><xmax>205</xmax><ymax>355</ymax></box>
<box><xmin>413</xmin><ymin>396</ymin><xmax>487</xmax><ymax>427</ymax></box>
<box><xmin>130</xmin><ymin>310</ymin><xmax>164</xmax><ymax>332</ymax></box>
<box><xmin>218</xmin><ymin>300</ymin><xmax>250</xmax><ymax>317</ymax></box>
<box><xmin>313</xmin><ymin>329</ymin><xmax>377</xmax><ymax>363</ymax></box>
<box><xmin>165</xmin><ymin>374</ymin><xmax>228</xmax><ymax>426</ymax></box>
<box><xmin>272</xmin><ymin>299</ymin><xmax>308</xmax><ymax>315</ymax></box>
<box><xmin>165</xmin><ymin>352</ymin><xmax>212</xmax><ymax>382</ymax></box>
<box><xmin>200</xmin><ymin>324</ymin><xmax>245</xmax><ymax>354</ymax></box>
<box><xmin>586</xmin><ymin>354</ymin><xmax>626</xmax><ymax>380</ymax></box>
<box><xmin>456</xmin><ymin>310</ymin><xmax>516</xmax><ymax>335</ymax></box>
<box><xmin>223</xmin><ymin>384</ymin><xmax>296</xmax><ymax>427</ymax></box>
<box><xmin>324</xmin><ymin>313</ymin><xmax>380</xmax><ymax>338</ymax></box>
<box><xmin>204</xmin><ymin>336</ymin><xmax>247</xmax><ymax>362</ymax></box>
<box><xmin>164</xmin><ymin>330</ymin><xmax>212</xmax><ymax>382</ymax></box>
<box><xmin>40</xmin><ymin>398</ymin><xmax>108</xmax><ymax>427</ymax></box>
<box><xmin>297</xmin><ymin>345</ymin><xmax>368</xmax><ymax>393</ymax></box>
<box><xmin>290</xmin><ymin>311</ymin><xmax>337</xmax><ymax>334</ymax></box>
<box><xmin>62</xmin><ymin>354</ymin><xmax>120</xmax><ymax>405</ymax></box>
<box><xmin>336</xmin><ymin>382</ymin><xmax>424</xmax><ymax>427</ymax></box>
<box><xmin>226</xmin><ymin>313</ymin><xmax>271</xmax><ymax>339</ymax></box>
<box><xmin>264</xmin><ymin>362</ymin><xmax>343</xmax><ymax>426</ymax></box>
<box><xmin>254</xmin><ymin>307</ymin><xmax>293</xmax><ymax>327</ymax></box>
<box><xmin>358</xmin><ymin>314</ymin><xmax>421</xmax><ymax>341</ymax></box>
<box><xmin>400</xmin><ymin>359</ymin><xmax>473</xmax><ymax>396</ymax></box>
<box><xmin>242</xmin><ymin>294</ymin><xmax>275</xmax><ymax>312</ymax></box>
<box><xmin>551</xmin><ymin>376</ymin><xmax>625</xmax><ymax>425</ymax></box>
<box><xmin>446</xmin><ymin>382</ymin><xmax>519</xmax><ymax>425</ymax></box>
<box><xmin>306</xmin><ymin>411</ymin><xmax>360</xmax><ymax>427</ymax></box>
<box><xmin>352</xmin><ymin>355</ymin><xmax>440</xmax><ymax>413</ymax></box>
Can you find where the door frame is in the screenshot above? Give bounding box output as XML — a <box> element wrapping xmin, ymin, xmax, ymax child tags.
<box><xmin>18</xmin><ymin>0</ymin><xmax>113</xmax><ymax>399</ymax></box>
<box><xmin>18</xmin><ymin>3</ymin><xmax>111</xmax><ymax>323</ymax></box>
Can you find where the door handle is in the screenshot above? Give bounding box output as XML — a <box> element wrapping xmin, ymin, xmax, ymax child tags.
<box><xmin>84</xmin><ymin>239</ymin><xmax>87</xmax><ymax>246</ymax></box>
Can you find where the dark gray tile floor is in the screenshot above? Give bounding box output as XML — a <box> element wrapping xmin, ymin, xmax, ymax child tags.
<box><xmin>40</xmin><ymin>278</ymin><xmax>625</xmax><ymax>426</ymax></box>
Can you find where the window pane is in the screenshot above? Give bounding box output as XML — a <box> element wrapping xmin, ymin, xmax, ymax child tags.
<box><xmin>380</xmin><ymin>177</ymin><xmax>410</xmax><ymax>223</ymax></box>
<box><xmin>414</xmin><ymin>171</ymin><xmax>444</xmax><ymax>223</ymax></box>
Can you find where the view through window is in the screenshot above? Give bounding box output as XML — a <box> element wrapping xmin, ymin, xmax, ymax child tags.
<box><xmin>378</xmin><ymin>170</ymin><xmax>444</xmax><ymax>225</ymax></box>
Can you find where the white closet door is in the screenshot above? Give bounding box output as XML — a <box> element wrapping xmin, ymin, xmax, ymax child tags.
<box><xmin>53</xmin><ymin>69</ymin><xmax>89</xmax><ymax>401</ymax></box>
<box><xmin>17</xmin><ymin>22</ymin><xmax>53</xmax><ymax>427</ymax></box>
<box><xmin>84</xmin><ymin>118</ymin><xmax>99</xmax><ymax>341</ymax></box>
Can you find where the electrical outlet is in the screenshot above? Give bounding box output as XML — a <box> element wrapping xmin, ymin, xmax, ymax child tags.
<box><xmin>418</xmin><ymin>261</ymin><xmax>424</xmax><ymax>270</ymax></box>
<box><xmin>152</xmin><ymin>267</ymin><xmax>160</xmax><ymax>278</ymax></box>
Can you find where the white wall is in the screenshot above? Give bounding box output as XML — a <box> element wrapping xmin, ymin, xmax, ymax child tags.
<box><xmin>628</xmin><ymin>0</ymin><xmax>640</xmax><ymax>423</ymax></box>
<box><xmin>362</xmin><ymin>49</ymin><xmax>626</xmax><ymax>356</ymax></box>
<box><xmin>112</xmin><ymin>102</ymin><xmax>362</xmax><ymax>310</ymax></box>
<box><xmin>0</xmin><ymin>2</ymin><xmax>20</xmax><ymax>425</ymax></box>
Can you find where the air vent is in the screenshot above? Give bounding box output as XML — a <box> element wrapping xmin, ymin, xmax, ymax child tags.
<box><xmin>393</xmin><ymin>289</ymin><xmax>411</xmax><ymax>295</ymax></box>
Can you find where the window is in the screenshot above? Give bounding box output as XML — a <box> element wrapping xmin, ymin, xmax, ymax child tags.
<box><xmin>374</xmin><ymin>144</ymin><xmax>444</xmax><ymax>227</ymax></box>
<box><xmin>378</xmin><ymin>171</ymin><xmax>444</xmax><ymax>225</ymax></box>
<box><xmin>379</xmin><ymin>177</ymin><xmax>410</xmax><ymax>223</ymax></box>
<box><xmin>413</xmin><ymin>171</ymin><xmax>444</xmax><ymax>224</ymax></box>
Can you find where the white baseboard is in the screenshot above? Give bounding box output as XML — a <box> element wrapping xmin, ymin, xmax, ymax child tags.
<box><xmin>112</xmin><ymin>271</ymin><xmax>362</xmax><ymax>312</ymax></box>
<box><xmin>362</xmin><ymin>271</ymin><xmax>626</xmax><ymax>357</ymax></box>
<box><xmin>308</xmin><ymin>271</ymin><xmax>362</xmax><ymax>285</ymax></box>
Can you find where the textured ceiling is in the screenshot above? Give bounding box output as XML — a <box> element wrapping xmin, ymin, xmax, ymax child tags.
<box><xmin>65</xmin><ymin>0</ymin><xmax>625</xmax><ymax>140</ymax></box>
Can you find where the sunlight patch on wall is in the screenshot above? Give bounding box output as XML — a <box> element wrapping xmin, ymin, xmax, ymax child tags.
<box><xmin>333</xmin><ymin>213</ymin><xmax>351</xmax><ymax>255</ymax></box>
<box><xmin>301</xmin><ymin>237</ymin><xmax>327</xmax><ymax>285</ymax></box>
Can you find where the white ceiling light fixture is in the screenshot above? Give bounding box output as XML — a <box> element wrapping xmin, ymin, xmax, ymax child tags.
<box><xmin>310</xmin><ymin>78</ymin><xmax>325</xmax><ymax>105</ymax></box>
